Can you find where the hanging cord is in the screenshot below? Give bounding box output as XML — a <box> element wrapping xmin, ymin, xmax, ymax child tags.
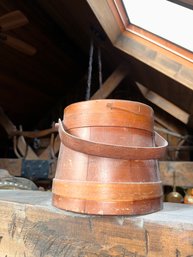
<box><xmin>86</xmin><ymin>39</ymin><xmax>94</xmax><ymax>100</ymax></box>
<box><xmin>98</xmin><ymin>46</ymin><xmax>102</xmax><ymax>88</ymax></box>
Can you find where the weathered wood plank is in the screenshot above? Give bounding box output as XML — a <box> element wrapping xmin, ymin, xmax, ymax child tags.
<box><xmin>159</xmin><ymin>161</ymin><xmax>193</xmax><ymax>187</ymax></box>
<box><xmin>0</xmin><ymin>190</ymin><xmax>193</xmax><ymax>257</ymax></box>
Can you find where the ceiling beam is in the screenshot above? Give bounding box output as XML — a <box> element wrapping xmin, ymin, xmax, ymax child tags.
<box><xmin>137</xmin><ymin>82</ymin><xmax>190</xmax><ymax>124</ymax></box>
<box><xmin>154</xmin><ymin>114</ymin><xmax>187</xmax><ymax>135</ymax></box>
<box><xmin>91</xmin><ymin>64</ymin><xmax>128</xmax><ymax>99</ymax></box>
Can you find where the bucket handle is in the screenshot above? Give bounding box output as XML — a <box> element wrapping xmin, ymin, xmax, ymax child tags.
<box><xmin>57</xmin><ymin>119</ymin><xmax>168</xmax><ymax>160</ymax></box>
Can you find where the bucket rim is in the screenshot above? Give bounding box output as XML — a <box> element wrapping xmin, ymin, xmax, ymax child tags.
<box><xmin>64</xmin><ymin>99</ymin><xmax>154</xmax><ymax>114</ymax></box>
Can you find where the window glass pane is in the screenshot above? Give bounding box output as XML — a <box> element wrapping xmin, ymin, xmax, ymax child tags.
<box><xmin>122</xmin><ymin>0</ymin><xmax>193</xmax><ymax>52</ymax></box>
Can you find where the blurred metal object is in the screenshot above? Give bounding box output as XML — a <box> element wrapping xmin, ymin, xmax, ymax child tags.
<box><xmin>166</xmin><ymin>191</ymin><xmax>183</xmax><ymax>203</ymax></box>
<box><xmin>165</xmin><ymin>171</ymin><xmax>183</xmax><ymax>203</ymax></box>
<box><xmin>184</xmin><ymin>188</ymin><xmax>193</xmax><ymax>204</ymax></box>
<box><xmin>0</xmin><ymin>168</ymin><xmax>38</xmax><ymax>190</ymax></box>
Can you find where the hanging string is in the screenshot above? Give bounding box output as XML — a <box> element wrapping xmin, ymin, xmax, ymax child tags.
<box><xmin>86</xmin><ymin>39</ymin><xmax>94</xmax><ymax>100</ymax></box>
<box><xmin>98</xmin><ymin>46</ymin><xmax>102</xmax><ymax>88</ymax></box>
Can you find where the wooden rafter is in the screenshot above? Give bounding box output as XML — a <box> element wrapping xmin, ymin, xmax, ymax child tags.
<box><xmin>91</xmin><ymin>64</ymin><xmax>128</xmax><ymax>99</ymax></box>
<box><xmin>136</xmin><ymin>82</ymin><xmax>190</xmax><ymax>124</ymax></box>
<box><xmin>160</xmin><ymin>161</ymin><xmax>193</xmax><ymax>187</ymax></box>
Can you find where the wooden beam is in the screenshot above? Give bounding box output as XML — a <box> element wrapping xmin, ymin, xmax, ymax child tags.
<box><xmin>91</xmin><ymin>64</ymin><xmax>128</xmax><ymax>99</ymax></box>
<box><xmin>154</xmin><ymin>113</ymin><xmax>187</xmax><ymax>135</ymax></box>
<box><xmin>114</xmin><ymin>30</ymin><xmax>193</xmax><ymax>92</ymax></box>
<box><xmin>137</xmin><ymin>82</ymin><xmax>190</xmax><ymax>124</ymax></box>
<box><xmin>159</xmin><ymin>161</ymin><xmax>193</xmax><ymax>187</ymax></box>
<box><xmin>0</xmin><ymin>190</ymin><xmax>193</xmax><ymax>256</ymax></box>
<box><xmin>87</xmin><ymin>0</ymin><xmax>122</xmax><ymax>44</ymax></box>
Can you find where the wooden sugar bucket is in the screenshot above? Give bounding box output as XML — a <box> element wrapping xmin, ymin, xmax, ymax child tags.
<box><xmin>52</xmin><ymin>99</ymin><xmax>167</xmax><ymax>215</ymax></box>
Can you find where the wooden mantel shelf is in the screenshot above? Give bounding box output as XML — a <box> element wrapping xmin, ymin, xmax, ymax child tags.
<box><xmin>0</xmin><ymin>190</ymin><xmax>193</xmax><ymax>257</ymax></box>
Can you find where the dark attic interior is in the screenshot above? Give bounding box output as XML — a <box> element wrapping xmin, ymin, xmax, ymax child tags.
<box><xmin>0</xmin><ymin>0</ymin><xmax>193</xmax><ymax>256</ymax></box>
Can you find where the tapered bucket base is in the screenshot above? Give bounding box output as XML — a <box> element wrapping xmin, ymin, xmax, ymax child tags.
<box><xmin>52</xmin><ymin>194</ymin><xmax>163</xmax><ymax>215</ymax></box>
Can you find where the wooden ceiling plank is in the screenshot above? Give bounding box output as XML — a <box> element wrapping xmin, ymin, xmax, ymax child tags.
<box><xmin>91</xmin><ymin>64</ymin><xmax>128</xmax><ymax>99</ymax></box>
<box><xmin>137</xmin><ymin>82</ymin><xmax>190</xmax><ymax>124</ymax></box>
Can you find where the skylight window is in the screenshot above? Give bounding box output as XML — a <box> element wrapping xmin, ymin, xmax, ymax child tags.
<box><xmin>122</xmin><ymin>0</ymin><xmax>193</xmax><ymax>52</ymax></box>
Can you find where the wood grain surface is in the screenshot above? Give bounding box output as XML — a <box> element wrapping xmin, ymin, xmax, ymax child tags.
<box><xmin>0</xmin><ymin>190</ymin><xmax>192</xmax><ymax>256</ymax></box>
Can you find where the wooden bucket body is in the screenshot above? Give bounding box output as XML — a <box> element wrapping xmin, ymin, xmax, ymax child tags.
<box><xmin>52</xmin><ymin>100</ymin><xmax>167</xmax><ymax>215</ymax></box>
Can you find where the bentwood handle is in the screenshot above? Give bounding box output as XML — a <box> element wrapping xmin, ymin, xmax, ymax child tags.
<box><xmin>58</xmin><ymin>119</ymin><xmax>168</xmax><ymax>160</ymax></box>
